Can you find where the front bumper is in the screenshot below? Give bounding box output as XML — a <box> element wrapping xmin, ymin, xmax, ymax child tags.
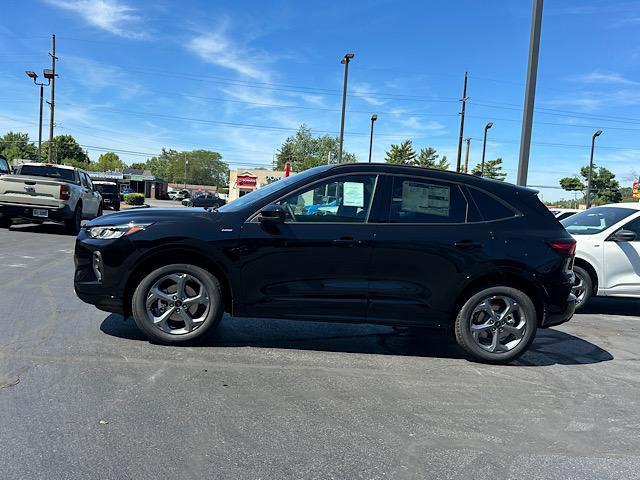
<box><xmin>541</xmin><ymin>293</ymin><xmax>576</xmax><ymax>328</ymax></box>
<box><xmin>0</xmin><ymin>203</ymin><xmax>73</xmax><ymax>222</ymax></box>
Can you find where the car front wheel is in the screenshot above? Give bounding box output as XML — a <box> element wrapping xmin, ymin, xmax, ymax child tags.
<box><xmin>131</xmin><ymin>264</ymin><xmax>224</xmax><ymax>344</ymax></box>
<box><xmin>454</xmin><ymin>286</ymin><xmax>537</xmax><ymax>364</ymax></box>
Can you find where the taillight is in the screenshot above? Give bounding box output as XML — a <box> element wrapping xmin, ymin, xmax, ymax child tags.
<box><xmin>548</xmin><ymin>239</ymin><xmax>576</xmax><ymax>256</ymax></box>
<box><xmin>60</xmin><ymin>184</ymin><xmax>70</xmax><ymax>200</ymax></box>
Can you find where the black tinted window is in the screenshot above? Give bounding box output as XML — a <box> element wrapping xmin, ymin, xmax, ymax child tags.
<box><xmin>389</xmin><ymin>177</ymin><xmax>467</xmax><ymax>224</ymax></box>
<box><xmin>19</xmin><ymin>165</ymin><xmax>76</xmax><ymax>182</ymax></box>
<box><xmin>468</xmin><ymin>187</ymin><xmax>517</xmax><ymax>221</ymax></box>
<box><xmin>622</xmin><ymin>217</ymin><xmax>640</xmax><ymax>239</ymax></box>
<box><xmin>96</xmin><ymin>184</ymin><xmax>118</xmax><ymax>193</ymax></box>
<box><xmin>0</xmin><ymin>158</ymin><xmax>9</xmax><ymax>174</ymax></box>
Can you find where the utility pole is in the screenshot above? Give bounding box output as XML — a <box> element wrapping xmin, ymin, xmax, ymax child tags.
<box><xmin>586</xmin><ymin>130</ymin><xmax>603</xmax><ymax>209</ymax></box>
<box><xmin>327</xmin><ymin>152</ymin><xmax>333</xmax><ymax>164</ymax></box>
<box><xmin>368</xmin><ymin>114</ymin><xmax>378</xmax><ymax>163</ymax></box>
<box><xmin>184</xmin><ymin>155</ymin><xmax>189</xmax><ymax>189</ymax></box>
<box><xmin>463</xmin><ymin>138</ymin><xmax>471</xmax><ymax>173</ymax></box>
<box><xmin>47</xmin><ymin>33</ymin><xmax>57</xmax><ymax>163</ymax></box>
<box><xmin>338</xmin><ymin>53</ymin><xmax>354</xmax><ymax>163</ymax></box>
<box><xmin>516</xmin><ymin>0</ymin><xmax>544</xmax><ymax>186</ymax></box>
<box><xmin>456</xmin><ymin>71</ymin><xmax>468</xmax><ymax>173</ymax></box>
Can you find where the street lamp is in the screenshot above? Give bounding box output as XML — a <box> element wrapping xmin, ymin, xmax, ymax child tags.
<box><xmin>480</xmin><ymin>122</ymin><xmax>493</xmax><ymax>176</ymax></box>
<box><xmin>25</xmin><ymin>70</ymin><xmax>51</xmax><ymax>161</ymax></box>
<box><xmin>368</xmin><ymin>114</ymin><xmax>378</xmax><ymax>163</ymax></box>
<box><xmin>184</xmin><ymin>157</ymin><xmax>189</xmax><ymax>189</ymax></box>
<box><xmin>338</xmin><ymin>52</ymin><xmax>354</xmax><ymax>163</ymax></box>
<box><xmin>586</xmin><ymin>130</ymin><xmax>603</xmax><ymax>209</ymax></box>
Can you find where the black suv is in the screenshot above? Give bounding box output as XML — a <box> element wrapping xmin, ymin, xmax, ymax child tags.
<box><xmin>74</xmin><ymin>163</ymin><xmax>576</xmax><ymax>363</ymax></box>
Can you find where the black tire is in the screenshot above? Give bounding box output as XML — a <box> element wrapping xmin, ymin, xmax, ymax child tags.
<box><xmin>454</xmin><ymin>286</ymin><xmax>538</xmax><ymax>364</ymax></box>
<box><xmin>573</xmin><ymin>266</ymin><xmax>593</xmax><ymax>310</ymax></box>
<box><xmin>65</xmin><ymin>204</ymin><xmax>82</xmax><ymax>235</ymax></box>
<box><xmin>186</xmin><ymin>200</ymin><xmax>194</xmax><ymax>207</ymax></box>
<box><xmin>131</xmin><ymin>263</ymin><xmax>224</xmax><ymax>344</ymax></box>
<box><xmin>114</xmin><ymin>203</ymin><xmax>120</xmax><ymax>211</ymax></box>
<box><xmin>0</xmin><ymin>216</ymin><xmax>11</xmax><ymax>228</ymax></box>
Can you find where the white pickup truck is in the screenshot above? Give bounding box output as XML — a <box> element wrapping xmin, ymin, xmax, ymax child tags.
<box><xmin>0</xmin><ymin>162</ymin><xmax>103</xmax><ymax>233</ymax></box>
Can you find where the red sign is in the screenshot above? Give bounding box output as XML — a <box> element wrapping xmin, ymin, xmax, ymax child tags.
<box><xmin>237</xmin><ymin>175</ymin><xmax>257</xmax><ymax>187</ymax></box>
<box><xmin>633</xmin><ymin>180</ymin><xmax>640</xmax><ymax>199</ymax></box>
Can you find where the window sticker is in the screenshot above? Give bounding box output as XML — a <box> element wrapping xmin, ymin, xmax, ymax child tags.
<box><xmin>401</xmin><ymin>182</ymin><xmax>450</xmax><ymax>217</ymax></box>
<box><xmin>343</xmin><ymin>182</ymin><xmax>364</xmax><ymax>207</ymax></box>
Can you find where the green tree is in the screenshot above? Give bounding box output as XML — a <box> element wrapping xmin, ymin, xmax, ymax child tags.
<box><xmin>471</xmin><ymin>157</ymin><xmax>507</xmax><ymax>181</ymax></box>
<box><xmin>95</xmin><ymin>152</ymin><xmax>125</xmax><ymax>171</ymax></box>
<box><xmin>275</xmin><ymin>125</ymin><xmax>356</xmax><ymax>172</ymax></box>
<box><xmin>145</xmin><ymin>149</ymin><xmax>229</xmax><ymax>186</ymax></box>
<box><xmin>414</xmin><ymin>147</ymin><xmax>449</xmax><ymax>170</ymax></box>
<box><xmin>559</xmin><ymin>165</ymin><xmax>622</xmax><ymax>205</ymax></box>
<box><xmin>0</xmin><ymin>132</ymin><xmax>38</xmax><ymax>162</ymax></box>
<box><xmin>385</xmin><ymin>140</ymin><xmax>416</xmax><ymax>165</ymax></box>
<box><xmin>43</xmin><ymin>135</ymin><xmax>89</xmax><ymax>164</ymax></box>
<box><xmin>128</xmin><ymin>162</ymin><xmax>147</xmax><ymax>170</ymax></box>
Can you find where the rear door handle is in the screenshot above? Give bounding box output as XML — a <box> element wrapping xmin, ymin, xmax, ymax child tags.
<box><xmin>454</xmin><ymin>240</ymin><xmax>482</xmax><ymax>249</ymax></box>
<box><xmin>332</xmin><ymin>237</ymin><xmax>361</xmax><ymax>247</ymax></box>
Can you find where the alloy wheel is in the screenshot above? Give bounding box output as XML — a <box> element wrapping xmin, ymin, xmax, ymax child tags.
<box><xmin>145</xmin><ymin>273</ymin><xmax>211</xmax><ymax>335</ymax></box>
<box><xmin>469</xmin><ymin>295</ymin><xmax>527</xmax><ymax>353</ymax></box>
<box><xmin>572</xmin><ymin>271</ymin><xmax>587</xmax><ymax>306</ymax></box>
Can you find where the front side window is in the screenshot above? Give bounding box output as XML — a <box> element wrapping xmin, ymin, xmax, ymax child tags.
<box><xmin>561</xmin><ymin>207</ymin><xmax>635</xmax><ymax>235</ymax></box>
<box><xmin>0</xmin><ymin>157</ymin><xmax>9</xmax><ymax>174</ymax></box>
<box><xmin>278</xmin><ymin>175</ymin><xmax>376</xmax><ymax>223</ymax></box>
<box><xmin>389</xmin><ymin>177</ymin><xmax>468</xmax><ymax>224</ymax></box>
<box><xmin>621</xmin><ymin>216</ymin><xmax>640</xmax><ymax>240</ymax></box>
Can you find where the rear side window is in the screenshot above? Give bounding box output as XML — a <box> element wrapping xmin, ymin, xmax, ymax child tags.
<box><xmin>468</xmin><ymin>187</ymin><xmax>518</xmax><ymax>222</ymax></box>
<box><xmin>0</xmin><ymin>157</ymin><xmax>9</xmax><ymax>174</ymax></box>
<box><xmin>389</xmin><ymin>177</ymin><xmax>468</xmax><ymax>224</ymax></box>
<box><xmin>19</xmin><ymin>165</ymin><xmax>76</xmax><ymax>183</ymax></box>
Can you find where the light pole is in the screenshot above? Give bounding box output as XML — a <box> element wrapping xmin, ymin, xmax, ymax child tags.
<box><xmin>368</xmin><ymin>114</ymin><xmax>377</xmax><ymax>163</ymax></box>
<box><xmin>480</xmin><ymin>122</ymin><xmax>493</xmax><ymax>176</ymax></box>
<box><xmin>184</xmin><ymin>156</ymin><xmax>189</xmax><ymax>189</ymax></box>
<box><xmin>586</xmin><ymin>130</ymin><xmax>602</xmax><ymax>209</ymax></box>
<box><xmin>25</xmin><ymin>70</ymin><xmax>51</xmax><ymax>161</ymax></box>
<box><xmin>338</xmin><ymin>52</ymin><xmax>354</xmax><ymax>163</ymax></box>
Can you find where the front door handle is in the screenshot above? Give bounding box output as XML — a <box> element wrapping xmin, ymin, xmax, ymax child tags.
<box><xmin>454</xmin><ymin>240</ymin><xmax>483</xmax><ymax>249</ymax></box>
<box><xmin>332</xmin><ymin>237</ymin><xmax>361</xmax><ymax>247</ymax></box>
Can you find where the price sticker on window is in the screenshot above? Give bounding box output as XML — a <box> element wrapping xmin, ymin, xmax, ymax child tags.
<box><xmin>343</xmin><ymin>182</ymin><xmax>364</xmax><ymax>207</ymax></box>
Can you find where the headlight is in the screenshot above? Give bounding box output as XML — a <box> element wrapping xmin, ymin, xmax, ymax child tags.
<box><xmin>87</xmin><ymin>223</ymin><xmax>152</xmax><ymax>239</ymax></box>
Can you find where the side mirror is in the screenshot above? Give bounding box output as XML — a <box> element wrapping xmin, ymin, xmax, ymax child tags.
<box><xmin>611</xmin><ymin>229</ymin><xmax>637</xmax><ymax>242</ymax></box>
<box><xmin>259</xmin><ymin>204</ymin><xmax>286</xmax><ymax>224</ymax></box>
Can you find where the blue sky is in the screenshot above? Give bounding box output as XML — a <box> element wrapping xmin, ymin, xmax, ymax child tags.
<box><xmin>1</xmin><ymin>0</ymin><xmax>639</xmax><ymax>200</ymax></box>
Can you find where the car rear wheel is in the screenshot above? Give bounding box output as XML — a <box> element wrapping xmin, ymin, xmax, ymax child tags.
<box><xmin>454</xmin><ymin>286</ymin><xmax>537</xmax><ymax>364</ymax></box>
<box><xmin>131</xmin><ymin>264</ymin><xmax>224</xmax><ymax>344</ymax></box>
<box><xmin>572</xmin><ymin>266</ymin><xmax>592</xmax><ymax>310</ymax></box>
<box><xmin>65</xmin><ymin>204</ymin><xmax>82</xmax><ymax>235</ymax></box>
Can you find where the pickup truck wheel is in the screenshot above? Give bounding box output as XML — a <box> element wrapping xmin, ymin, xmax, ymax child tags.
<box><xmin>454</xmin><ymin>286</ymin><xmax>537</xmax><ymax>364</ymax></box>
<box><xmin>65</xmin><ymin>205</ymin><xmax>82</xmax><ymax>235</ymax></box>
<box><xmin>132</xmin><ymin>264</ymin><xmax>224</xmax><ymax>344</ymax></box>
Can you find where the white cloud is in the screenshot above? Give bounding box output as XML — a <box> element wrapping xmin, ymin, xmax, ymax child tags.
<box><xmin>187</xmin><ymin>31</ymin><xmax>271</xmax><ymax>81</ymax></box>
<box><xmin>351</xmin><ymin>83</ymin><xmax>387</xmax><ymax>106</ymax></box>
<box><xmin>43</xmin><ymin>0</ymin><xmax>145</xmax><ymax>39</ymax></box>
<box><xmin>62</xmin><ymin>55</ymin><xmax>142</xmax><ymax>98</ymax></box>
<box><xmin>572</xmin><ymin>71</ymin><xmax>639</xmax><ymax>86</ymax></box>
<box><xmin>547</xmin><ymin>89</ymin><xmax>640</xmax><ymax>112</ymax></box>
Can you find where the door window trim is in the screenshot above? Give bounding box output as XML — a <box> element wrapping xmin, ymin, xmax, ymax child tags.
<box><xmin>246</xmin><ymin>172</ymin><xmax>381</xmax><ymax>224</ymax></box>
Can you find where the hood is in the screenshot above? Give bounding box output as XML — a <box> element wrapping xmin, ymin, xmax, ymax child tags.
<box><xmin>85</xmin><ymin>207</ymin><xmax>221</xmax><ymax>227</ymax></box>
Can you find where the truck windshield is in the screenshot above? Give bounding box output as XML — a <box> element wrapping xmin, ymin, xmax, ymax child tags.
<box><xmin>19</xmin><ymin>165</ymin><xmax>76</xmax><ymax>183</ymax></box>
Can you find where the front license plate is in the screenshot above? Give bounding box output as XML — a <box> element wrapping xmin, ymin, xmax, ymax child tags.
<box><xmin>33</xmin><ymin>209</ymin><xmax>49</xmax><ymax>218</ymax></box>
<box><xmin>104</xmin><ymin>199</ymin><xmax>111</xmax><ymax>203</ymax></box>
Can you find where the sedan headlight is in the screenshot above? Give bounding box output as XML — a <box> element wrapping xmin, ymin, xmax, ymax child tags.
<box><xmin>87</xmin><ymin>223</ymin><xmax>152</xmax><ymax>239</ymax></box>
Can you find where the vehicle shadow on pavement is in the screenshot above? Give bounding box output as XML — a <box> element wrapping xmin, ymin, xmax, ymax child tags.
<box><xmin>7</xmin><ymin>222</ymin><xmax>73</xmax><ymax>236</ymax></box>
<box><xmin>579</xmin><ymin>297</ymin><xmax>640</xmax><ymax>317</ymax></box>
<box><xmin>100</xmin><ymin>314</ymin><xmax>613</xmax><ymax>366</ymax></box>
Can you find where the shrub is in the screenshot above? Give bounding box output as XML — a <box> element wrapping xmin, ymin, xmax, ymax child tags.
<box><xmin>124</xmin><ymin>193</ymin><xmax>145</xmax><ymax>205</ymax></box>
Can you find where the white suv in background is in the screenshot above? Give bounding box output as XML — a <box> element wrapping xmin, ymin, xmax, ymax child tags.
<box><xmin>562</xmin><ymin>203</ymin><xmax>640</xmax><ymax>308</ymax></box>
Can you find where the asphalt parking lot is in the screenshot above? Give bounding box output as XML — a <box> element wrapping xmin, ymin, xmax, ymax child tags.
<box><xmin>1</xmin><ymin>219</ymin><xmax>640</xmax><ymax>480</ymax></box>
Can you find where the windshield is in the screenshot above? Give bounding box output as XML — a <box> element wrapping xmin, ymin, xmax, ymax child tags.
<box><xmin>95</xmin><ymin>184</ymin><xmax>118</xmax><ymax>194</ymax></box>
<box><xmin>218</xmin><ymin>166</ymin><xmax>329</xmax><ymax>212</ymax></box>
<box><xmin>19</xmin><ymin>165</ymin><xmax>76</xmax><ymax>182</ymax></box>
<box><xmin>561</xmin><ymin>206</ymin><xmax>635</xmax><ymax>235</ymax></box>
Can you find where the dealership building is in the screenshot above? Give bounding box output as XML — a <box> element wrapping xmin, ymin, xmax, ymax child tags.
<box><xmin>228</xmin><ymin>169</ymin><xmax>290</xmax><ymax>201</ymax></box>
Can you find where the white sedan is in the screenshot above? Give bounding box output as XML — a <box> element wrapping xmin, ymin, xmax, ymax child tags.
<box><xmin>561</xmin><ymin>203</ymin><xmax>640</xmax><ymax>308</ymax></box>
